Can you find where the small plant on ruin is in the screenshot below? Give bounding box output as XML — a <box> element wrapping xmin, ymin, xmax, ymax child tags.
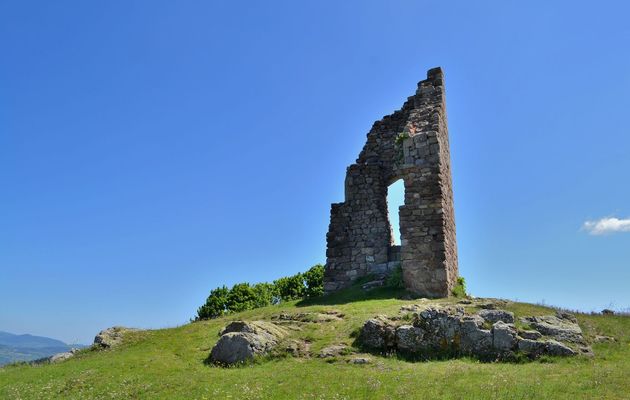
<box><xmin>394</xmin><ymin>131</ymin><xmax>409</xmax><ymax>145</ymax></box>
<box><xmin>386</xmin><ymin>265</ymin><xmax>405</xmax><ymax>289</ymax></box>
<box><xmin>451</xmin><ymin>276</ymin><xmax>467</xmax><ymax>298</ymax></box>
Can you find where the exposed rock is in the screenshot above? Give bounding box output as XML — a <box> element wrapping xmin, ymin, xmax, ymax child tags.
<box><xmin>395</xmin><ymin>325</ymin><xmax>425</xmax><ymax>353</ymax></box>
<box><xmin>308</xmin><ymin>313</ymin><xmax>343</xmax><ymax>322</ymax></box>
<box><xmin>545</xmin><ymin>340</ymin><xmax>577</xmax><ymax>356</ymax></box>
<box><xmin>222</xmin><ymin>320</ymin><xmax>286</xmax><ymax>337</ymax></box>
<box><xmin>520</xmin><ymin>315</ymin><xmax>585</xmax><ymax>344</ymax></box>
<box><xmin>492</xmin><ymin>321</ymin><xmax>517</xmax><ymax>352</ymax></box>
<box><xmin>518</xmin><ymin>336</ymin><xmax>579</xmax><ymax>358</ymax></box>
<box><xmin>284</xmin><ymin>339</ymin><xmax>310</xmax><ymax>357</ymax></box>
<box><xmin>358</xmin><ymin>307</ymin><xmax>591</xmax><ymax>361</ymax></box>
<box><xmin>94</xmin><ymin>327</ymin><xmax>137</xmax><ymax>349</ymax></box>
<box><xmin>517</xmin><ymin>338</ymin><xmax>547</xmax><ymax>357</ymax></box>
<box><xmin>322</xmin><ymin>310</ymin><xmax>345</xmax><ymax>318</ymax></box>
<box><xmin>459</xmin><ymin>315</ymin><xmax>492</xmax><ymax>356</ymax></box>
<box><xmin>318</xmin><ymin>344</ymin><xmax>348</xmax><ymax>358</ymax></box>
<box><xmin>361</xmin><ymin>280</ymin><xmax>385</xmax><ymax>291</ymax></box>
<box><xmin>209</xmin><ymin>321</ymin><xmax>287</xmax><ymax>365</ymax></box>
<box><xmin>519</xmin><ymin>330</ymin><xmax>543</xmax><ymax>340</ymax></box>
<box><xmin>271</xmin><ymin>312</ymin><xmax>343</xmax><ymax>324</ymax></box>
<box><xmin>413</xmin><ymin>307</ymin><xmax>464</xmax><ymax>351</ymax></box>
<box><xmin>413</xmin><ymin>307</ymin><xmax>464</xmax><ymax>352</ymax></box>
<box><xmin>578</xmin><ymin>345</ymin><xmax>595</xmax><ymax>357</ymax></box>
<box><xmin>594</xmin><ymin>335</ymin><xmax>616</xmax><ymax>343</ymax></box>
<box><xmin>31</xmin><ymin>348</ymin><xmax>80</xmax><ymax>365</ymax></box>
<box><xmin>210</xmin><ymin>333</ymin><xmax>271</xmax><ymax>365</ymax></box>
<box><xmin>348</xmin><ymin>357</ymin><xmax>371</xmax><ymax>364</ymax></box>
<box><xmin>556</xmin><ymin>311</ymin><xmax>578</xmax><ymax>323</ymax></box>
<box><xmin>400</xmin><ymin>304</ymin><xmax>423</xmax><ymax>313</ymax></box>
<box><xmin>49</xmin><ymin>350</ymin><xmax>75</xmax><ymax>363</ymax></box>
<box><xmin>219</xmin><ymin>321</ymin><xmax>256</xmax><ymax>335</ymax></box>
<box><xmin>601</xmin><ymin>309</ymin><xmax>615</xmax><ymax>315</ymax></box>
<box><xmin>479</xmin><ymin>309</ymin><xmax>514</xmax><ymax>324</ymax></box>
<box><xmin>475</xmin><ymin>299</ymin><xmax>511</xmax><ymax>309</ymax></box>
<box><xmin>357</xmin><ymin>316</ymin><xmax>396</xmax><ymax>351</ymax></box>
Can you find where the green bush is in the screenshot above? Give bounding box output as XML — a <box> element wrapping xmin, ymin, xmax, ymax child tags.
<box><xmin>273</xmin><ymin>273</ymin><xmax>305</xmax><ymax>301</ymax></box>
<box><xmin>386</xmin><ymin>265</ymin><xmax>404</xmax><ymax>289</ymax></box>
<box><xmin>195</xmin><ymin>264</ymin><xmax>325</xmax><ymax>321</ymax></box>
<box><xmin>251</xmin><ymin>282</ymin><xmax>277</xmax><ymax>308</ymax></box>
<box><xmin>196</xmin><ymin>285</ymin><xmax>229</xmax><ymax>320</ymax></box>
<box><xmin>451</xmin><ymin>276</ymin><xmax>467</xmax><ymax>298</ymax></box>
<box><xmin>226</xmin><ymin>283</ymin><xmax>258</xmax><ymax>312</ymax></box>
<box><xmin>303</xmin><ymin>264</ymin><xmax>324</xmax><ymax>298</ymax></box>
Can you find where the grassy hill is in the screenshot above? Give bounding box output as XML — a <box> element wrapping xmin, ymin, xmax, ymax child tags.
<box><xmin>0</xmin><ymin>286</ymin><xmax>628</xmax><ymax>399</ymax></box>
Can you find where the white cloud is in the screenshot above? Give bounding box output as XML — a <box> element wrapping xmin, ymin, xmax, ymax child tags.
<box><xmin>582</xmin><ymin>217</ymin><xmax>630</xmax><ymax>235</ymax></box>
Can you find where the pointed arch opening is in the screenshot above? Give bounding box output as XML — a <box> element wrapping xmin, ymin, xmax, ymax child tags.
<box><xmin>387</xmin><ymin>179</ymin><xmax>405</xmax><ymax>245</ymax></box>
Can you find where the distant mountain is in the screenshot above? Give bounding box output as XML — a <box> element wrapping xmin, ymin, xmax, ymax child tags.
<box><xmin>0</xmin><ymin>331</ymin><xmax>88</xmax><ymax>366</ymax></box>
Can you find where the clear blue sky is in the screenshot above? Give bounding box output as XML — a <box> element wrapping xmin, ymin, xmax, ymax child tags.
<box><xmin>1</xmin><ymin>1</ymin><xmax>629</xmax><ymax>344</ymax></box>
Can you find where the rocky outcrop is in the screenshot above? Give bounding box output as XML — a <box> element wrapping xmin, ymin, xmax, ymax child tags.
<box><xmin>209</xmin><ymin>321</ymin><xmax>287</xmax><ymax>365</ymax></box>
<box><xmin>357</xmin><ymin>307</ymin><xmax>592</xmax><ymax>360</ymax></box>
<box><xmin>31</xmin><ymin>348</ymin><xmax>80</xmax><ymax>365</ymax></box>
<box><xmin>479</xmin><ymin>309</ymin><xmax>514</xmax><ymax>324</ymax></box>
<box><xmin>271</xmin><ymin>310</ymin><xmax>344</xmax><ymax>324</ymax></box>
<box><xmin>520</xmin><ymin>314</ymin><xmax>585</xmax><ymax>344</ymax></box>
<box><xmin>284</xmin><ymin>339</ymin><xmax>311</xmax><ymax>357</ymax></box>
<box><xmin>48</xmin><ymin>350</ymin><xmax>76</xmax><ymax>363</ymax></box>
<box><xmin>348</xmin><ymin>357</ymin><xmax>371</xmax><ymax>364</ymax></box>
<box><xmin>94</xmin><ymin>327</ymin><xmax>137</xmax><ymax>349</ymax></box>
<box><xmin>358</xmin><ymin>316</ymin><xmax>397</xmax><ymax>351</ymax></box>
<box><xmin>594</xmin><ymin>335</ymin><xmax>616</xmax><ymax>343</ymax></box>
<box><xmin>318</xmin><ymin>344</ymin><xmax>348</xmax><ymax>358</ymax></box>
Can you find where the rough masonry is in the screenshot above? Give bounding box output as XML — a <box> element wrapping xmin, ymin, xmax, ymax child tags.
<box><xmin>324</xmin><ymin>67</ymin><xmax>458</xmax><ymax>297</ymax></box>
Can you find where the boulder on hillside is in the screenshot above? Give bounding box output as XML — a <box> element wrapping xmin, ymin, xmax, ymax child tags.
<box><xmin>209</xmin><ymin>321</ymin><xmax>287</xmax><ymax>365</ymax></box>
<box><xmin>48</xmin><ymin>349</ymin><xmax>76</xmax><ymax>363</ymax></box>
<box><xmin>94</xmin><ymin>326</ymin><xmax>137</xmax><ymax>349</ymax></box>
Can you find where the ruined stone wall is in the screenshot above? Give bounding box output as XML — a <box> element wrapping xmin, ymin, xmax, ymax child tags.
<box><xmin>324</xmin><ymin>67</ymin><xmax>458</xmax><ymax>297</ymax></box>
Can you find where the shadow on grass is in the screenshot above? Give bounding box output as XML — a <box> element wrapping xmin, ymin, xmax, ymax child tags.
<box><xmin>350</xmin><ymin>334</ymin><xmax>553</xmax><ymax>365</ymax></box>
<box><xmin>296</xmin><ymin>283</ymin><xmax>411</xmax><ymax>307</ymax></box>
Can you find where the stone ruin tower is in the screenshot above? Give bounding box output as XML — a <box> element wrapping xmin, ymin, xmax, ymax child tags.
<box><xmin>324</xmin><ymin>67</ymin><xmax>458</xmax><ymax>297</ymax></box>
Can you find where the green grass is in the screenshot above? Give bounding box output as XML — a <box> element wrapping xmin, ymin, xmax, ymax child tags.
<box><xmin>1</xmin><ymin>287</ymin><xmax>629</xmax><ymax>399</ymax></box>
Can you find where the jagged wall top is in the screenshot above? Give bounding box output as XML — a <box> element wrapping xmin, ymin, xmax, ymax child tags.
<box><xmin>324</xmin><ymin>67</ymin><xmax>458</xmax><ymax>297</ymax></box>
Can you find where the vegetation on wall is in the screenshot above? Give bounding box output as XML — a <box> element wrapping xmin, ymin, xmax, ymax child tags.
<box><xmin>451</xmin><ymin>276</ymin><xmax>467</xmax><ymax>298</ymax></box>
<box><xmin>386</xmin><ymin>265</ymin><xmax>405</xmax><ymax>289</ymax></box>
<box><xmin>394</xmin><ymin>131</ymin><xmax>409</xmax><ymax>145</ymax></box>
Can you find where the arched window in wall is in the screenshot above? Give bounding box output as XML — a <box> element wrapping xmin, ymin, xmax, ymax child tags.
<box><xmin>387</xmin><ymin>179</ymin><xmax>405</xmax><ymax>245</ymax></box>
